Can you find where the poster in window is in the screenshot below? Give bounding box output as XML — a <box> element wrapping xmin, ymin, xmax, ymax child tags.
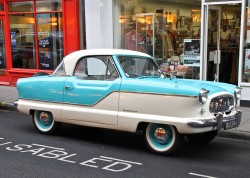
<box><xmin>11</xmin><ymin>32</ymin><xmax>16</xmax><ymax>47</ymax></box>
<box><xmin>37</xmin><ymin>14</ymin><xmax>53</xmax><ymax>70</ymax></box>
<box><xmin>245</xmin><ymin>49</ymin><xmax>250</xmax><ymax>72</ymax></box>
<box><xmin>183</xmin><ymin>39</ymin><xmax>200</xmax><ymax>66</ymax></box>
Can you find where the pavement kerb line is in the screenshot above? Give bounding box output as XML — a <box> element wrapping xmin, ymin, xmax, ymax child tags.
<box><xmin>0</xmin><ymin>102</ymin><xmax>17</xmax><ymax>111</ymax></box>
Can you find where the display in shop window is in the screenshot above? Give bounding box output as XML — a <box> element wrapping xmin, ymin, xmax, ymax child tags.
<box><xmin>37</xmin><ymin>14</ymin><xmax>53</xmax><ymax>70</ymax></box>
<box><xmin>183</xmin><ymin>39</ymin><xmax>200</xmax><ymax>66</ymax></box>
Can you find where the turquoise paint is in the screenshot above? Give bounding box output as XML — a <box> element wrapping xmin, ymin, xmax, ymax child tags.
<box><xmin>63</xmin><ymin>77</ymin><xmax>122</xmax><ymax>105</ymax></box>
<box><xmin>120</xmin><ymin>77</ymin><xmax>236</xmax><ymax>97</ymax></box>
<box><xmin>17</xmin><ymin>75</ymin><xmax>68</xmax><ymax>102</ymax></box>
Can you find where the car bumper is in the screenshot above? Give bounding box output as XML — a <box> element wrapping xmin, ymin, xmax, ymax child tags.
<box><xmin>187</xmin><ymin>109</ymin><xmax>242</xmax><ymax>130</ymax></box>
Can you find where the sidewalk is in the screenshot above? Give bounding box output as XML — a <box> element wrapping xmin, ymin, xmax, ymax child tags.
<box><xmin>1</xmin><ymin>85</ymin><xmax>250</xmax><ymax>140</ymax></box>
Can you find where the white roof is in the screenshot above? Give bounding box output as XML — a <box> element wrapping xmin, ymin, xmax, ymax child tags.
<box><xmin>63</xmin><ymin>49</ymin><xmax>151</xmax><ymax>75</ymax></box>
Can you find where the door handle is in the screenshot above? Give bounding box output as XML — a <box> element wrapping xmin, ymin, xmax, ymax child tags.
<box><xmin>64</xmin><ymin>86</ymin><xmax>73</xmax><ymax>90</ymax></box>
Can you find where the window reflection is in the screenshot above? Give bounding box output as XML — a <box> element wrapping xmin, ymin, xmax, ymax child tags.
<box><xmin>0</xmin><ymin>19</ymin><xmax>6</xmax><ymax>69</ymax></box>
<box><xmin>113</xmin><ymin>0</ymin><xmax>201</xmax><ymax>79</ymax></box>
<box><xmin>10</xmin><ymin>14</ymin><xmax>36</xmax><ymax>69</ymax></box>
<box><xmin>8</xmin><ymin>1</ymin><xmax>64</xmax><ymax>70</ymax></box>
<box><xmin>9</xmin><ymin>2</ymin><xmax>33</xmax><ymax>12</ymax></box>
<box><xmin>37</xmin><ymin>13</ymin><xmax>63</xmax><ymax>70</ymax></box>
<box><xmin>36</xmin><ymin>0</ymin><xmax>62</xmax><ymax>12</ymax></box>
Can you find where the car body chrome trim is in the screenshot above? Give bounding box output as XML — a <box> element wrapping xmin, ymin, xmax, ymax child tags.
<box><xmin>187</xmin><ymin>109</ymin><xmax>242</xmax><ymax>129</ymax></box>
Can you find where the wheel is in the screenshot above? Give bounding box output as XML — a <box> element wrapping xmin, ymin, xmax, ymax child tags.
<box><xmin>144</xmin><ymin>123</ymin><xmax>183</xmax><ymax>155</ymax></box>
<box><xmin>32</xmin><ymin>72</ymin><xmax>49</xmax><ymax>77</ymax></box>
<box><xmin>186</xmin><ymin>130</ymin><xmax>218</xmax><ymax>144</ymax></box>
<box><xmin>33</xmin><ymin>110</ymin><xmax>61</xmax><ymax>134</ymax></box>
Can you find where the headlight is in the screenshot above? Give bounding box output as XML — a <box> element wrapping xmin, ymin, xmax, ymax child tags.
<box><xmin>199</xmin><ymin>88</ymin><xmax>210</xmax><ymax>104</ymax></box>
<box><xmin>234</xmin><ymin>87</ymin><xmax>241</xmax><ymax>101</ymax></box>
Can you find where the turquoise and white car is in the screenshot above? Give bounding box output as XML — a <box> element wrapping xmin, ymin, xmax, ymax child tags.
<box><xmin>15</xmin><ymin>49</ymin><xmax>242</xmax><ymax>155</ymax></box>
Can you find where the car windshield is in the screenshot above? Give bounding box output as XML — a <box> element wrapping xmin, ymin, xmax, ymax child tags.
<box><xmin>117</xmin><ymin>56</ymin><xmax>163</xmax><ymax>78</ymax></box>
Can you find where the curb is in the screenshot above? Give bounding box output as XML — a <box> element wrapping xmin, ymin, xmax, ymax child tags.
<box><xmin>218</xmin><ymin>130</ymin><xmax>250</xmax><ymax>141</ymax></box>
<box><xmin>0</xmin><ymin>102</ymin><xmax>17</xmax><ymax>111</ymax></box>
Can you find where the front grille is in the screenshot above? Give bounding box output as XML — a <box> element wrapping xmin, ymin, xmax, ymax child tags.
<box><xmin>209</xmin><ymin>95</ymin><xmax>234</xmax><ymax>113</ymax></box>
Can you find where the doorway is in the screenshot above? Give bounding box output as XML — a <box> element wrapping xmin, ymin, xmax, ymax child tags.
<box><xmin>203</xmin><ymin>3</ymin><xmax>242</xmax><ymax>85</ymax></box>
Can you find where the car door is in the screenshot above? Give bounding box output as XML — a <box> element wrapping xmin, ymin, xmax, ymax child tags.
<box><xmin>62</xmin><ymin>55</ymin><xmax>121</xmax><ymax>125</ymax></box>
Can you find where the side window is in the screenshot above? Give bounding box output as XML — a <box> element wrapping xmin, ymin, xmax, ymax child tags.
<box><xmin>52</xmin><ymin>61</ymin><xmax>66</xmax><ymax>76</ymax></box>
<box><xmin>74</xmin><ymin>56</ymin><xmax>118</xmax><ymax>81</ymax></box>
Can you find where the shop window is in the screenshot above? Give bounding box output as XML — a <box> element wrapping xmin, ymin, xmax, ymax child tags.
<box><xmin>9</xmin><ymin>1</ymin><xmax>33</xmax><ymax>12</ymax></box>
<box><xmin>0</xmin><ymin>19</ymin><xmax>6</xmax><ymax>69</ymax></box>
<box><xmin>113</xmin><ymin>0</ymin><xmax>201</xmax><ymax>80</ymax></box>
<box><xmin>10</xmin><ymin>14</ymin><xmax>36</xmax><ymax>69</ymax></box>
<box><xmin>37</xmin><ymin>13</ymin><xmax>63</xmax><ymax>70</ymax></box>
<box><xmin>0</xmin><ymin>3</ymin><xmax>4</xmax><ymax>11</ymax></box>
<box><xmin>243</xmin><ymin>0</ymin><xmax>250</xmax><ymax>83</ymax></box>
<box><xmin>36</xmin><ymin>0</ymin><xmax>62</xmax><ymax>12</ymax></box>
<box><xmin>8</xmin><ymin>0</ymin><xmax>64</xmax><ymax>70</ymax></box>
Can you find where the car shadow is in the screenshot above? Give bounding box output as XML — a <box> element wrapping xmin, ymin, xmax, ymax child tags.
<box><xmin>20</xmin><ymin>120</ymin><xmax>249</xmax><ymax>159</ymax></box>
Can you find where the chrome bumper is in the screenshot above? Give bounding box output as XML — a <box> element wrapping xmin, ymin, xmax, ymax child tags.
<box><xmin>187</xmin><ymin>109</ymin><xmax>242</xmax><ymax>130</ymax></box>
<box><xmin>14</xmin><ymin>100</ymin><xmax>18</xmax><ymax>107</ymax></box>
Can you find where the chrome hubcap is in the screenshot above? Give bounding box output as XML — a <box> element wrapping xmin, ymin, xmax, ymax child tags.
<box><xmin>154</xmin><ymin>128</ymin><xmax>168</xmax><ymax>143</ymax></box>
<box><xmin>40</xmin><ymin>112</ymin><xmax>50</xmax><ymax>125</ymax></box>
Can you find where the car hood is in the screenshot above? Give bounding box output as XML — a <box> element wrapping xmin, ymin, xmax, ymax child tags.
<box><xmin>121</xmin><ymin>77</ymin><xmax>236</xmax><ymax>97</ymax></box>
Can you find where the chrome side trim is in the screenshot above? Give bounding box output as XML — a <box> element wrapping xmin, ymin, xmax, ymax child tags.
<box><xmin>19</xmin><ymin>91</ymin><xmax>197</xmax><ymax>107</ymax></box>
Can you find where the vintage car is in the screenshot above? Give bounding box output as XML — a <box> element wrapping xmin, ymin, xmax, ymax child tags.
<box><xmin>15</xmin><ymin>49</ymin><xmax>242</xmax><ymax>155</ymax></box>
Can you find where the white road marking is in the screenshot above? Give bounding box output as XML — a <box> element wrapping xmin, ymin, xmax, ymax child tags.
<box><xmin>189</xmin><ymin>172</ymin><xmax>218</xmax><ymax>178</ymax></box>
<box><xmin>32</xmin><ymin>144</ymin><xmax>65</xmax><ymax>150</ymax></box>
<box><xmin>100</xmin><ymin>156</ymin><xmax>143</xmax><ymax>165</ymax></box>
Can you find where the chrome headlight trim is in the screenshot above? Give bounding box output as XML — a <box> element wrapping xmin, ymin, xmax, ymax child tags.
<box><xmin>234</xmin><ymin>87</ymin><xmax>241</xmax><ymax>100</ymax></box>
<box><xmin>234</xmin><ymin>87</ymin><xmax>241</xmax><ymax>105</ymax></box>
<box><xmin>199</xmin><ymin>88</ymin><xmax>210</xmax><ymax>105</ymax></box>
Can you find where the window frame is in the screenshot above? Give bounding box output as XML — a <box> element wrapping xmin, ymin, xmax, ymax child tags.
<box><xmin>8</xmin><ymin>0</ymin><xmax>63</xmax><ymax>70</ymax></box>
<box><xmin>73</xmin><ymin>55</ymin><xmax>120</xmax><ymax>81</ymax></box>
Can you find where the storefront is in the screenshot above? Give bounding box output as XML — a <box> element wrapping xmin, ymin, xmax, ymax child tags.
<box><xmin>1</xmin><ymin>0</ymin><xmax>250</xmax><ymax>105</ymax></box>
<box><xmin>0</xmin><ymin>0</ymin><xmax>81</xmax><ymax>86</ymax></box>
<box><xmin>85</xmin><ymin>0</ymin><xmax>250</xmax><ymax>105</ymax></box>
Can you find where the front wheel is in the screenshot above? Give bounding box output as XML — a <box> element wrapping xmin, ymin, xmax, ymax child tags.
<box><xmin>144</xmin><ymin>123</ymin><xmax>183</xmax><ymax>155</ymax></box>
<box><xmin>33</xmin><ymin>110</ymin><xmax>62</xmax><ymax>135</ymax></box>
<box><xmin>186</xmin><ymin>130</ymin><xmax>218</xmax><ymax>144</ymax></box>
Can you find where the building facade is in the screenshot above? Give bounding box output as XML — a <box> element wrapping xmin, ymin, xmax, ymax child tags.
<box><xmin>0</xmin><ymin>0</ymin><xmax>82</xmax><ymax>85</ymax></box>
<box><xmin>84</xmin><ymin>0</ymin><xmax>250</xmax><ymax>106</ymax></box>
<box><xmin>1</xmin><ymin>0</ymin><xmax>250</xmax><ymax>105</ymax></box>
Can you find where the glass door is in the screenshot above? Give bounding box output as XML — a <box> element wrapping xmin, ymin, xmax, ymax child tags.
<box><xmin>205</xmin><ymin>5</ymin><xmax>221</xmax><ymax>82</ymax></box>
<box><xmin>203</xmin><ymin>3</ymin><xmax>242</xmax><ymax>84</ymax></box>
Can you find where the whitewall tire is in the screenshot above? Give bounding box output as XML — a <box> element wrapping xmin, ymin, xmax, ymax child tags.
<box><xmin>144</xmin><ymin>123</ymin><xmax>183</xmax><ymax>155</ymax></box>
<box><xmin>33</xmin><ymin>110</ymin><xmax>61</xmax><ymax>134</ymax></box>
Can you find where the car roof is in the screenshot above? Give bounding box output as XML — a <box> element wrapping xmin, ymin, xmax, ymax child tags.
<box><xmin>63</xmin><ymin>49</ymin><xmax>151</xmax><ymax>76</ymax></box>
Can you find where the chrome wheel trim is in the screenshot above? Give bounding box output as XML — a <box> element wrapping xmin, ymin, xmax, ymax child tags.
<box><xmin>34</xmin><ymin>111</ymin><xmax>54</xmax><ymax>132</ymax></box>
<box><xmin>146</xmin><ymin>123</ymin><xmax>176</xmax><ymax>152</ymax></box>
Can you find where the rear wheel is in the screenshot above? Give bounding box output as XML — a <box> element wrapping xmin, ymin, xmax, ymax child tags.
<box><xmin>186</xmin><ymin>130</ymin><xmax>218</xmax><ymax>144</ymax></box>
<box><xmin>144</xmin><ymin>123</ymin><xmax>183</xmax><ymax>155</ymax></box>
<box><xmin>33</xmin><ymin>110</ymin><xmax>61</xmax><ymax>134</ymax></box>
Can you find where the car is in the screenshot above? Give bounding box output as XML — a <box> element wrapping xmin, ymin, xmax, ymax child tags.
<box><xmin>15</xmin><ymin>49</ymin><xmax>242</xmax><ymax>155</ymax></box>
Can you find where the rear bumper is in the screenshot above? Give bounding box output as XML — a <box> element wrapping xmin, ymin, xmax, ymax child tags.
<box><xmin>187</xmin><ymin>109</ymin><xmax>242</xmax><ymax>130</ymax></box>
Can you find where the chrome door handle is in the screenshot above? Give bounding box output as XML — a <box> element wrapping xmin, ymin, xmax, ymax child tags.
<box><xmin>64</xmin><ymin>86</ymin><xmax>73</xmax><ymax>90</ymax></box>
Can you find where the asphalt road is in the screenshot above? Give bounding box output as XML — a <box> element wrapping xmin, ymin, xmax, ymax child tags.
<box><xmin>1</xmin><ymin>110</ymin><xmax>250</xmax><ymax>178</ymax></box>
